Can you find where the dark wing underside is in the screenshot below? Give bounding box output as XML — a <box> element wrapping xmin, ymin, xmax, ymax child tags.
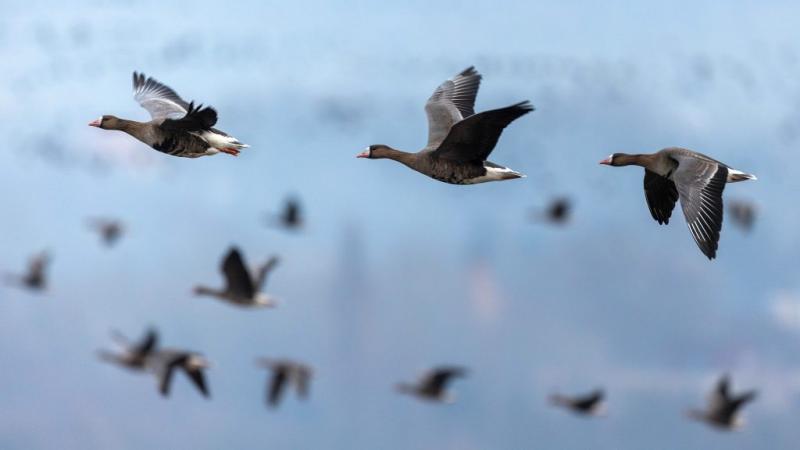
<box><xmin>268</xmin><ymin>369</ymin><xmax>288</xmax><ymax>406</ymax></box>
<box><xmin>643</xmin><ymin>170</ymin><xmax>679</xmax><ymax>225</ymax></box>
<box><xmin>222</xmin><ymin>248</ymin><xmax>256</xmax><ymax>299</ymax></box>
<box><xmin>160</xmin><ymin>102</ymin><xmax>218</xmax><ymax>133</ymax></box>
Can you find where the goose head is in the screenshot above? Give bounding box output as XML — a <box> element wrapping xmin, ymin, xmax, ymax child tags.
<box><xmin>357</xmin><ymin>145</ymin><xmax>395</xmax><ymax>159</ymax></box>
<box><xmin>88</xmin><ymin>115</ymin><xmax>123</xmax><ymax>130</ymax></box>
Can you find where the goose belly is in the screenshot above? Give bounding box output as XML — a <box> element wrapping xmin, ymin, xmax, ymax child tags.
<box><xmin>461</xmin><ymin>164</ymin><xmax>525</xmax><ymax>184</ymax></box>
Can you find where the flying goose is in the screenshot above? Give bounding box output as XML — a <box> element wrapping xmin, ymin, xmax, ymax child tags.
<box><xmin>256</xmin><ymin>358</ymin><xmax>313</xmax><ymax>408</ymax></box>
<box><xmin>5</xmin><ymin>251</ymin><xmax>50</xmax><ymax>292</ymax></box>
<box><xmin>599</xmin><ymin>147</ymin><xmax>756</xmax><ymax>259</ymax></box>
<box><xmin>728</xmin><ymin>200</ymin><xmax>757</xmax><ymax>232</ymax></box>
<box><xmin>396</xmin><ymin>366</ymin><xmax>467</xmax><ymax>403</ymax></box>
<box><xmin>358</xmin><ymin>67</ymin><xmax>533</xmax><ymax>184</ymax></box>
<box><xmin>531</xmin><ymin>197</ymin><xmax>571</xmax><ymax>225</ymax></box>
<box><xmin>89</xmin><ymin>72</ymin><xmax>249</xmax><ymax>158</ymax></box>
<box><xmin>687</xmin><ymin>375</ymin><xmax>756</xmax><ymax>430</ymax></box>
<box><xmin>148</xmin><ymin>348</ymin><xmax>210</xmax><ymax>398</ymax></box>
<box><xmin>194</xmin><ymin>247</ymin><xmax>279</xmax><ymax>308</ymax></box>
<box><xmin>97</xmin><ymin>328</ymin><xmax>158</xmax><ymax>370</ymax></box>
<box><xmin>549</xmin><ymin>389</ymin><xmax>606</xmax><ymax>416</ymax></box>
<box><xmin>87</xmin><ymin>218</ymin><xmax>125</xmax><ymax>247</ymax></box>
<box><xmin>266</xmin><ymin>197</ymin><xmax>303</xmax><ymax>230</ymax></box>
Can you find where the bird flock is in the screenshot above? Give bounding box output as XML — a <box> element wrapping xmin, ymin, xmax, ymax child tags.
<box><xmin>5</xmin><ymin>66</ymin><xmax>762</xmax><ymax>431</ymax></box>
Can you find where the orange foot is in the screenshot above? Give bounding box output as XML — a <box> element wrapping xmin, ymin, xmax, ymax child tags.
<box><xmin>218</xmin><ymin>147</ymin><xmax>240</xmax><ymax>156</ymax></box>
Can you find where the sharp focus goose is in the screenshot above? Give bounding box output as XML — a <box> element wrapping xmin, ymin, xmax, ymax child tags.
<box><xmin>256</xmin><ymin>358</ymin><xmax>313</xmax><ymax>408</ymax></box>
<box><xmin>194</xmin><ymin>247</ymin><xmax>279</xmax><ymax>308</ymax></box>
<box><xmin>358</xmin><ymin>67</ymin><xmax>532</xmax><ymax>184</ymax></box>
<box><xmin>5</xmin><ymin>251</ymin><xmax>50</xmax><ymax>292</ymax></box>
<box><xmin>687</xmin><ymin>375</ymin><xmax>756</xmax><ymax>430</ymax></box>
<box><xmin>396</xmin><ymin>366</ymin><xmax>467</xmax><ymax>403</ymax></box>
<box><xmin>599</xmin><ymin>147</ymin><xmax>756</xmax><ymax>259</ymax></box>
<box><xmin>549</xmin><ymin>389</ymin><xmax>606</xmax><ymax>416</ymax></box>
<box><xmin>89</xmin><ymin>72</ymin><xmax>249</xmax><ymax>158</ymax></box>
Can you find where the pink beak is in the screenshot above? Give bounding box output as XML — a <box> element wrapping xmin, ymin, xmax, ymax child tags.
<box><xmin>599</xmin><ymin>157</ymin><xmax>612</xmax><ymax>165</ymax></box>
<box><xmin>88</xmin><ymin>119</ymin><xmax>102</xmax><ymax>127</ymax></box>
<box><xmin>356</xmin><ymin>150</ymin><xmax>370</xmax><ymax>158</ymax></box>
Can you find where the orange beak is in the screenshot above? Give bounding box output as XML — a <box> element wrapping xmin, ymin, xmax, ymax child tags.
<box><xmin>88</xmin><ymin>119</ymin><xmax>102</xmax><ymax>127</ymax></box>
<box><xmin>599</xmin><ymin>157</ymin><xmax>612</xmax><ymax>165</ymax></box>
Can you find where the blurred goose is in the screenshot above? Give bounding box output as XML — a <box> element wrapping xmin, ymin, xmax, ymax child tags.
<box><xmin>266</xmin><ymin>197</ymin><xmax>303</xmax><ymax>230</ymax></box>
<box><xmin>256</xmin><ymin>358</ymin><xmax>313</xmax><ymax>408</ymax></box>
<box><xmin>531</xmin><ymin>197</ymin><xmax>571</xmax><ymax>225</ymax></box>
<box><xmin>5</xmin><ymin>251</ymin><xmax>50</xmax><ymax>291</ymax></box>
<box><xmin>87</xmin><ymin>218</ymin><xmax>125</xmax><ymax>247</ymax></box>
<box><xmin>148</xmin><ymin>348</ymin><xmax>210</xmax><ymax>398</ymax></box>
<box><xmin>98</xmin><ymin>328</ymin><xmax>158</xmax><ymax>370</ymax></box>
<box><xmin>599</xmin><ymin>147</ymin><xmax>756</xmax><ymax>259</ymax></box>
<box><xmin>549</xmin><ymin>389</ymin><xmax>606</xmax><ymax>416</ymax></box>
<box><xmin>728</xmin><ymin>200</ymin><xmax>757</xmax><ymax>232</ymax></box>
<box><xmin>687</xmin><ymin>375</ymin><xmax>756</xmax><ymax>430</ymax></box>
<box><xmin>89</xmin><ymin>72</ymin><xmax>249</xmax><ymax>158</ymax></box>
<box><xmin>396</xmin><ymin>366</ymin><xmax>467</xmax><ymax>403</ymax></box>
<box><xmin>194</xmin><ymin>247</ymin><xmax>279</xmax><ymax>307</ymax></box>
<box><xmin>359</xmin><ymin>67</ymin><xmax>532</xmax><ymax>184</ymax></box>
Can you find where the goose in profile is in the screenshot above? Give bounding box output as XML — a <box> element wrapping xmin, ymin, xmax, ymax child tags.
<box><xmin>396</xmin><ymin>366</ymin><xmax>467</xmax><ymax>403</ymax></box>
<box><xmin>97</xmin><ymin>328</ymin><xmax>158</xmax><ymax>370</ymax></box>
<box><xmin>266</xmin><ymin>197</ymin><xmax>303</xmax><ymax>230</ymax></box>
<box><xmin>599</xmin><ymin>147</ymin><xmax>756</xmax><ymax>259</ymax></box>
<box><xmin>148</xmin><ymin>348</ymin><xmax>210</xmax><ymax>398</ymax></box>
<box><xmin>89</xmin><ymin>72</ymin><xmax>249</xmax><ymax>158</ymax></box>
<box><xmin>531</xmin><ymin>197</ymin><xmax>571</xmax><ymax>226</ymax></box>
<box><xmin>728</xmin><ymin>200</ymin><xmax>757</xmax><ymax>232</ymax></box>
<box><xmin>687</xmin><ymin>374</ymin><xmax>756</xmax><ymax>430</ymax></box>
<box><xmin>5</xmin><ymin>251</ymin><xmax>50</xmax><ymax>292</ymax></box>
<box><xmin>256</xmin><ymin>358</ymin><xmax>313</xmax><ymax>408</ymax></box>
<box><xmin>359</xmin><ymin>66</ymin><xmax>532</xmax><ymax>184</ymax></box>
<box><xmin>194</xmin><ymin>247</ymin><xmax>279</xmax><ymax>308</ymax></box>
<box><xmin>549</xmin><ymin>389</ymin><xmax>606</xmax><ymax>416</ymax></box>
<box><xmin>87</xmin><ymin>218</ymin><xmax>125</xmax><ymax>247</ymax></box>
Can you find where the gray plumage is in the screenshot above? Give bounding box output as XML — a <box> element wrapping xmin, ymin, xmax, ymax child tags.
<box><xmin>687</xmin><ymin>375</ymin><xmax>756</xmax><ymax>430</ymax></box>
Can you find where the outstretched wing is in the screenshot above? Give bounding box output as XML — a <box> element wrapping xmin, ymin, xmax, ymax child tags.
<box><xmin>643</xmin><ymin>170</ymin><xmax>679</xmax><ymax>225</ymax></box>
<box><xmin>254</xmin><ymin>256</ymin><xmax>280</xmax><ymax>290</ymax></box>
<box><xmin>221</xmin><ymin>248</ymin><xmax>256</xmax><ymax>299</ymax></box>
<box><xmin>672</xmin><ymin>156</ymin><xmax>727</xmax><ymax>259</ymax></box>
<box><xmin>133</xmin><ymin>72</ymin><xmax>190</xmax><ymax>120</ymax></box>
<box><xmin>159</xmin><ymin>102</ymin><xmax>218</xmax><ymax>132</ymax></box>
<box><xmin>424</xmin><ymin>67</ymin><xmax>482</xmax><ymax>149</ymax></box>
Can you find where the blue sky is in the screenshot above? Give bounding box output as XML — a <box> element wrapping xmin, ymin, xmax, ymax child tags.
<box><xmin>1</xmin><ymin>1</ymin><xmax>800</xmax><ymax>448</ymax></box>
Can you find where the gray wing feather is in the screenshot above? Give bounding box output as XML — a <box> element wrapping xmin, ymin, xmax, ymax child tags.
<box><xmin>672</xmin><ymin>156</ymin><xmax>727</xmax><ymax>259</ymax></box>
<box><xmin>424</xmin><ymin>67</ymin><xmax>482</xmax><ymax>150</ymax></box>
<box><xmin>133</xmin><ymin>72</ymin><xmax>190</xmax><ymax>120</ymax></box>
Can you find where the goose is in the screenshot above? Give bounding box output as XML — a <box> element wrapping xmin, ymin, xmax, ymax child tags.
<box><xmin>148</xmin><ymin>348</ymin><xmax>210</xmax><ymax>398</ymax></box>
<box><xmin>358</xmin><ymin>66</ymin><xmax>532</xmax><ymax>184</ymax></box>
<box><xmin>5</xmin><ymin>251</ymin><xmax>50</xmax><ymax>291</ymax></box>
<box><xmin>194</xmin><ymin>247</ymin><xmax>279</xmax><ymax>308</ymax></box>
<box><xmin>266</xmin><ymin>197</ymin><xmax>303</xmax><ymax>230</ymax></box>
<box><xmin>687</xmin><ymin>375</ymin><xmax>756</xmax><ymax>430</ymax></box>
<box><xmin>531</xmin><ymin>197</ymin><xmax>571</xmax><ymax>225</ymax></box>
<box><xmin>87</xmin><ymin>218</ymin><xmax>125</xmax><ymax>247</ymax></box>
<box><xmin>396</xmin><ymin>366</ymin><xmax>467</xmax><ymax>403</ymax></box>
<box><xmin>256</xmin><ymin>358</ymin><xmax>313</xmax><ymax>408</ymax></box>
<box><xmin>599</xmin><ymin>147</ymin><xmax>756</xmax><ymax>259</ymax></box>
<box><xmin>549</xmin><ymin>389</ymin><xmax>606</xmax><ymax>416</ymax></box>
<box><xmin>728</xmin><ymin>200</ymin><xmax>757</xmax><ymax>232</ymax></box>
<box><xmin>89</xmin><ymin>72</ymin><xmax>249</xmax><ymax>158</ymax></box>
<box><xmin>97</xmin><ymin>328</ymin><xmax>158</xmax><ymax>370</ymax></box>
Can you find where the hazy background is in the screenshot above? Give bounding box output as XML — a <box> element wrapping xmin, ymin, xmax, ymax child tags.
<box><xmin>1</xmin><ymin>1</ymin><xmax>799</xmax><ymax>448</ymax></box>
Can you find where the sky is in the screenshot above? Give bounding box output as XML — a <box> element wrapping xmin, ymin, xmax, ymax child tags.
<box><xmin>1</xmin><ymin>0</ymin><xmax>800</xmax><ymax>448</ymax></box>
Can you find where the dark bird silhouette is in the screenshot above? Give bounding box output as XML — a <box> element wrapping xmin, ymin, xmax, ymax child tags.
<box><xmin>687</xmin><ymin>374</ymin><xmax>757</xmax><ymax>430</ymax></box>
<box><xmin>87</xmin><ymin>218</ymin><xmax>125</xmax><ymax>247</ymax></box>
<box><xmin>151</xmin><ymin>349</ymin><xmax>210</xmax><ymax>398</ymax></box>
<box><xmin>600</xmin><ymin>147</ymin><xmax>756</xmax><ymax>259</ymax></box>
<box><xmin>256</xmin><ymin>358</ymin><xmax>313</xmax><ymax>408</ymax></box>
<box><xmin>89</xmin><ymin>72</ymin><xmax>248</xmax><ymax>158</ymax></box>
<box><xmin>97</xmin><ymin>328</ymin><xmax>158</xmax><ymax>370</ymax></box>
<box><xmin>358</xmin><ymin>67</ymin><xmax>532</xmax><ymax>184</ymax></box>
<box><xmin>266</xmin><ymin>197</ymin><xmax>303</xmax><ymax>230</ymax></box>
<box><xmin>728</xmin><ymin>200</ymin><xmax>757</xmax><ymax>232</ymax></box>
<box><xmin>5</xmin><ymin>251</ymin><xmax>50</xmax><ymax>292</ymax></box>
<box><xmin>549</xmin><ymin>389</ymin><xmax>606</xmax><ymax>416</ymax></box>
<box><xmin>531</xmin><ymin>197</ymin><xmax>571</xmax><ymax>225</ymax></box>
<box><xmin>194</xmin><ymin>247</ymin><xmax>279</xmax><ymax>307</ymax></box>
<box><xmin>396</xmin><ymin>366</ymin><xmax>467</xmax><ymax>402</ymax></box>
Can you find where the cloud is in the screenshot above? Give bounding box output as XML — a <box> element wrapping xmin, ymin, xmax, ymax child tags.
<box><xmin>769</xmin><ymin>290</ymin><xmax>800</xmax><ymax>331</ymax></box>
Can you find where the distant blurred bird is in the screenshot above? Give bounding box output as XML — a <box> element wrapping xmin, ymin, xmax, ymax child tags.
<box><xmin>687</xmin><ymin>374</ymin><xmax>756</xmax><ymax>430</ymax></box>
<box><xmin>256</xmin><ymin>358</ymin><xmax>313</xmax><ymax>408</ymax></box>
<box><xmin>98</xmin><ymin>328</ymin><xmax>158</xmax><ymax>370</ymax></box>
<box><xmin>531</xmin><ymin>197</ymin><xmax>571</xmax><ymax>225</ymax></box>
<box><xmin>359</xmin><ymin>66</ymin><xmax>532</xmax><ymax>184</ymax></box>
<box><xmin>396</xmin><ymin>366</ymin><xmax>467</xmax><ymax>403</ymax></box>
<box><xmin>87</xmin><ymin>218</ymin><xmax>125</xmax><ymax>247</ymax></box>
<box><xmin>194</xmin><ymin>247</ymin><xmax>279</xmax><ymax>308</ymax></box>
<box><xmin>266</xmin><ymin>197</ymin><xmax>303</xmax><ymax>230</ymax></box>
<box><xmin>549</xmin><ymin>389</ymin><xmax>606</xmax><ymax>416</ymax></box>
<box><xmin>600</xmin><ymin>147</ymin><xmax>756</xmax><ymax>259</ymax></box>
<box><xmin>728</xmin><ymin>200</ymin><xmax>757</xmax><ymax>232</ymax></box>
<box><xmin>5</xmin><ymin>251</ymin><xmax>50</xmax><ymax>292</ymax></box>
<box><xmin>148</xmin><ymin>349</ymin><xmax>210</xmax><ymax>398</ymax></box>
<box><xmin>89</xmin><ymin>72</ymin><xmax>249</xmax><ymax>158</ymax></box>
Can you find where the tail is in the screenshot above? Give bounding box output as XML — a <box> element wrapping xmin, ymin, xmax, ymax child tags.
<box><xmin>727</xmin><ymin>169</ymin><xmax>757</xmax><ymax>182</ymax></box>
